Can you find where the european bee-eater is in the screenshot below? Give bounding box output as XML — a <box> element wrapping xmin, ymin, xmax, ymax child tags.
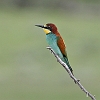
<box><xmin>35</xmin><ymin>23</ymin><xmax>74</xmax><ymax>75</ymax></box>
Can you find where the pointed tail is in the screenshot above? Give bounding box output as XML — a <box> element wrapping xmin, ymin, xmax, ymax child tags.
<box><xmin>63</xmin><ymin>57</ymin><xmax>74</xmax><ymax>75</ymax></box>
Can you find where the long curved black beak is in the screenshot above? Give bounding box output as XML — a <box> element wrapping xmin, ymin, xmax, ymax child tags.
<box><xmin>35</xmin><ymin>24</ymin><xmax>51</xmax><ymax>31</ymax></box>
<box><xmin>35</xmin><ymin>25</ymin><xmax>44</xmax><ymax>28</ymax></box>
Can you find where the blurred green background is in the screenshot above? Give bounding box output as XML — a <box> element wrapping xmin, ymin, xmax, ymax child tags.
<box><xmin>0</xmin><ymin>0</ymin><xmax>100</xmax><ymax>100</ymax></box>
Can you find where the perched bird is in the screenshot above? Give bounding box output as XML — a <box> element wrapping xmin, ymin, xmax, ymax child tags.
<box><xmin>35</xmin><ymin>23</ymin><xmax>74</xmax><ymax>75</ymax></box>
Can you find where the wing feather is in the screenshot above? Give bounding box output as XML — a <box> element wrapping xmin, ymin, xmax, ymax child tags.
<box><xmin>57</xmin><ymin>36</ymin><xmax>67</xmax><ymax>57</ymax></box>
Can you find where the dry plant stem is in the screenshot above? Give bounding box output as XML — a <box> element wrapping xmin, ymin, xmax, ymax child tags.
<box><xmin>46</xmin><ymin>46</ymin><xmax>96</xmax><ymax>100</ymax></box>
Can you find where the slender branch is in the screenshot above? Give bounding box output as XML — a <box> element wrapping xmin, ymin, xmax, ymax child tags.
<box><xmin>46</xmin><ymin>46</ymin><xmax>96</xmax><ymax>100</ymax></box>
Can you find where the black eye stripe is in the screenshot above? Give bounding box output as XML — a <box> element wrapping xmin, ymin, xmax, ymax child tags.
<box><xmin>48</xmin><ymin>26</ymin><xmax>50</xmax><ymax>28</ymax></box>
<box><xmin>48</xmin><ymin>26</ymin><xmax>52</xmax><ymax>31</ymax></box>
<box><xmin>44</xmin><ymin>26</ymin><xmax>52</xmax><ymax>31</ymax></box>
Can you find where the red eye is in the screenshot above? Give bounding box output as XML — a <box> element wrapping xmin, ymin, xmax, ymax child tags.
<box><xmin>48</xmin><ymin>26</ymin><xmax>52</xmax><ymax>31</ymax></box>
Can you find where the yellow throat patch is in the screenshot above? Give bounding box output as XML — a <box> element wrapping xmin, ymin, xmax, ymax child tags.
<box><xmin>43</xmin><ymin>25</ymin><xmax>51</xmax><ymax>34</ymax></box>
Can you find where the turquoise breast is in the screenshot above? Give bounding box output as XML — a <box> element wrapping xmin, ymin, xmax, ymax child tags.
<box><xmin>46</xmin><ymin>32</ymin><xmax>63</xmax><ymax>59</ymax></box>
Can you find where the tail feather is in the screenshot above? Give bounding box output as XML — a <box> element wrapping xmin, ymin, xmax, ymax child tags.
<box><xmin>63</xmin><ymin>57</ymin><xmax>74</xmax><ymax>75</ymax></box>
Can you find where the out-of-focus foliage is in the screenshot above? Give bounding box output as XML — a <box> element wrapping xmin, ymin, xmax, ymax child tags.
<box><xmin>0</xmin><ymin>0</ymin><xmax>100</xmax><ymax>15</ymax></box>
<box><xmin>0</xmin><ymin>0</ymin><xmax>100</xmax><ymax>8</ymax></box>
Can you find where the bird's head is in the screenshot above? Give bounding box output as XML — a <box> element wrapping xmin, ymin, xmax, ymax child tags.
<box><xmin>35</xmin><ymin>23</ymin><xmax>58</xmax><ymax>34</ymax></box>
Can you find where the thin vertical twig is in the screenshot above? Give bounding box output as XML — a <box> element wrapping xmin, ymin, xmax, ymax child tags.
<box><xmin>46</xmin><ymin>46</ymin><xmax>96</xmax><ymax>100</ymax></box>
